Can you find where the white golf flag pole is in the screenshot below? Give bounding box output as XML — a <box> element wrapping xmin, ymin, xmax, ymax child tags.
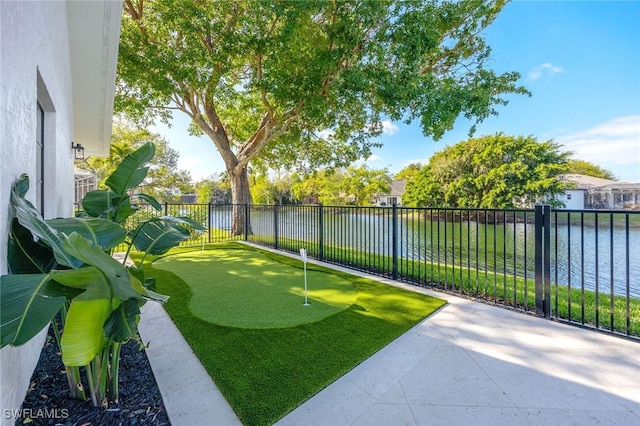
<box><xmin>300</xmin><ymin>248</ymin><xmax>310</xmax><ymax>306</ymax></box>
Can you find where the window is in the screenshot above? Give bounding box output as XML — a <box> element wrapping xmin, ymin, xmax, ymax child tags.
<box><xmin>388</xmin><ymin>197</ymin><xmax>398</xmax><ymax>205</ymax></box>
<box><xmin>37</xmin><ymin>70</ymin><xmax>56</xmax><ymax>217</ymax></box>
<box><xmin>36</xmin><ymin>102</ymin><xmax>45</xmax><ymax>214</ymax></box>
<box><xmin>566</xmin><ymin>194</ymin><xmax>572</xmax><ymax>200</ymax></box>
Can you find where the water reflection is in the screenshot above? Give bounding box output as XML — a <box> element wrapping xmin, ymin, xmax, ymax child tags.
<box><xmin>211</xmin><ymin>208</ymin><xmax>639</xmax><ymax>299</ymax></box>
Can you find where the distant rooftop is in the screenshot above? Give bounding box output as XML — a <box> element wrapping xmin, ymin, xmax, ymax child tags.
<box><xmin>389</xmin><ymin>179</ymin><xmax>406</xmax><ymax>196</ymax></box>
<box><xmin>559</xmin><ymin>174</ymin><xmax>640</xmax><ymax>191</ymax></box>
<box><xmin>559</xmin><ymin>174</ymin><xmax>618</xmax><ymax>189</ymax></box>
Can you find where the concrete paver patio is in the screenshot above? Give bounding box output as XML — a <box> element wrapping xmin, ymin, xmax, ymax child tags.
<box><xmin>139</xmin><ymin>255</ymin><xmax>640</xmax><ymax>426</ymax></box>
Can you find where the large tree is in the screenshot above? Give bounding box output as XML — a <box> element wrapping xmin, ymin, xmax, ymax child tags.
<box><xmin>117</xmin><ymin>0</ymin><xmax>528</xmax><ymax>233</ymax></box>
<box><xmin>403</xmin><ymin>134</ymin><xmax>570</xmax><ymax>208</ymax></box>
<box><xmin>565</xmin><ymin>159</ymin><xmax>616</xmax><ymax>180</ymax></box>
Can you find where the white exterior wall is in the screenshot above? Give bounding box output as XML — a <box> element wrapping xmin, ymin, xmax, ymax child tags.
<box><xmin>557</xmin><ymin>189</ymin><xmax>585</xmax><ymax>210</ymax></box>
<box><xmin>377</xmin><ymin>195</ymin><xmax>402</xmax><ymax>207</ymax></box>
<box><xmin>0</xmin><ymin>1</ymin><xmax>75</xmax><ymax>421</ymax></box>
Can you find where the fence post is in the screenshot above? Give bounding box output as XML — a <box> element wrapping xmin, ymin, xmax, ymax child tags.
<box><xmin>244</xmin><ymin>203</ymin><xmax>249</xmax><ymax>241</ymax></box>
<box><xmin>164</xmin><ymin>201</ymin><xmax>168</xmax><ymax>216</ymax></box>
<box><xmin>392</xmin><ymin>201</ymin><xmax>398</xmax><ymax>280</ymax></box>
<box><xmin>535</xmin><ymin>204</ymin><xmax>551</xmax><ymax>317</ymax></box>
<box><xmin>208</xmin><ymin>202</ymin><xmax>212</xmax><ymax>243</ymax></box>
<box><xmin>274</xmin><ymin>203</ymin><xmax>279</xmax><ymax>250</ymax></box>
<box><xmin>318</xmin><ymin>203</ymin><xmax>324</xmax><ymax>261</ymax></box>
<box><xmin>543</xmin><ymin>204</ymin><xmax>551</xmax><ymax>317</ymax></box>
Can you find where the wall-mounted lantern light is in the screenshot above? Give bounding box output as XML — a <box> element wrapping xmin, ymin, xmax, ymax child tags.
<box><xmin>71</xmin><ymin>142</ymin><xmax>85</xmax><ymax>160</ymax></box>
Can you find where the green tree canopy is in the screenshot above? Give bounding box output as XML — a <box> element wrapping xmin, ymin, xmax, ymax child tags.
<box><xmin>117</xmin><ymin>0</ymin><xmax>528</xmax><ymax>233</ymax></box>
<box><xmin>76</xmin><ymin>123</ymin><xmax>193</xmax><ymax>202</ymax></box>
<box><xmin>395</xmin><ymin>163</ymin><xmax>423</xmax><ymax>184</ymax></box>
<box><xmin>249</xmin><ymin>170</ymin><xmax>295</xmax><ymax>205</ymax></box>
<box><xmin>564</xmin><ymin>159</ymin><xmax>616</xmax><ymax>180</ymax></box>
<box><xmin>291</xmin><ymin>170</ymin><xmax>341</xmax><ymax>205</ymax></box>
<box><xmin>195</xmin><ymin>173</ymin><xmax>232</xmax><ymax>204</ymax></box>
<box><xmin>292</xmin><ymin>166</ymin><xmax>391</xmax><ymax>206</ymax></box>
<box><xmin>403</xmin><ymin>134</ymin><xmax>570</xmax><ymax>208</ymax></box>
<box><xmin>341</xmin><ymin>166</ymin><xmax>392</xmax><ymax>206</ymax></box>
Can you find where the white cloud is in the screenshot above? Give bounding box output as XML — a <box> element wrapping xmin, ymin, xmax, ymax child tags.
<box><xmin>527</xmin><ymin>62</ymin><xmax>565</xmax><ymax>81</ymax></box>
<box><xmin>316</xmin><ymin>129</ymin><xmax>334</xmax><ymax>140</ymax></box>
<box><xmin>316</xmin><ymin>122</ymin><xmax>398</xmax><ymax>140</ymax></box>
<box><xmin>403</xmin><ymin>159</ymin><xmax>428</xmax><ymax>167</ymax></box>
<box><xmin>353</xmin><ymin>154</ymin><xmax>382</xmax><ymax>167</ymax></box>
<box><xmin>381</xmin><ymin>120</ymin><xmax>400</xmax><ymax>136</ymax></box>
<box><xmin>555</xmin><ymin>115</ymin><xmax>640</xmax><ymax>179</ymax></box>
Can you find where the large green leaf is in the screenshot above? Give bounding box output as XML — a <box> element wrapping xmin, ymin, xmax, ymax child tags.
<box><xmin>0</xmin><ymin>274</ymin><xmax>81</xmax><ymax>347</ymax></box>
<box><xmin>61</xmin><ymin>299</ymin><xmax>111</xmax><ymax>366</ymax></box>
<box><xmin>13</xmin><ymin>173</ymin><xmax>29</xmax><ymax>198</ymax></box>
<box><xmin>105</xmin><ymin>142</ymin><xmax>155</xmax><ymax>196</ymax></box>
<box><xmin>103</xmin><ymin>299</ymin><xmax>140</xmax><ymax>342</ymax></box>
<box><xmin>131</xmin><ymin>193</ymin><xmax>162</xmax><ymax>211</ymax></box>
<box><xmin>81</xmin><ymin>189</ymin><xmax>120</xmax><ymax>218</ymax></box>
<box><xmin>10</xmin><ymin>176</ymin><xmax>82</xmax><ymax>269</ymax></box>
<box><xmin>129</xmin><ymin>275</ymin><xmax>169</xmax><ymax>303</ymax></box>
<box><xmin>139</xmin><ymin>287</ymin><xmax>169</xmax><ymax>303</ymax></box>
<box><xmin>126</xmin><ymin>265</ymin><xmax>146</xmax><ymax>287</ymax></box>
<box><xmin>157</xmin><ymin>215</ymin><xmax>206</xmax><ymax>231</ymax></box>
<box><xmin>130</xmin><ymin>220</ymin><xmax>191</xmax><ymax>255</ymax></box>
<box><xmin>62</xmin><ymin>233</ymin><xmax>142</xmax><ymax>301</ymax></box>
<box><xmin>126</xmin><ymin>266</ymin><xmax>166</xmax><ymax>301</ymax></box>
<box><xmin>47</xmin><ymin>217</ymin><xmax>127</xmax><ymax>251</ymax></box>
<box><xmin>50</xmin><ymin>267</ymin><xmax>111</xmax><ymax>301</ymax></box>
<box><xmin>7</xmin><ymin>218</ymin><xmax>56</xmax><ymax>274</ymax></box>
<box><xmin>114</xmin><ymin>197</ymin><xmax>137</xmax><ymax>223</ymax></box>
<box><xmin>127</xmin><ymin>266</ymin><xmax>155</xmax><ymax>292</ymax></box>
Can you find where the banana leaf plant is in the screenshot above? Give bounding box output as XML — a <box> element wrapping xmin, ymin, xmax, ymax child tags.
<box><xmin>0</xmin><ymin>142</ymin><xmax>203</xmax><ymax>407</ymax></box>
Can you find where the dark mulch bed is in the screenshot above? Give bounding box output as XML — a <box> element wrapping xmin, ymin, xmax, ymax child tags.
<box><xmin>16</xmin><ymin>325</ymin><xmax>170</xmax><ymax>425</ymax></box>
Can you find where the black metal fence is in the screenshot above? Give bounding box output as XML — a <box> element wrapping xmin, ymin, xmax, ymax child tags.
<box><xmin>92</xmin><ymin>202</ymin><xmax>639</xmax><ymax>340</ymax></box>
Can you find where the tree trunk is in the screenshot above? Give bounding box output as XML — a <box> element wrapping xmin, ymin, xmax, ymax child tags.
<box><xmin>229</xmin><ymin>165</ymin><xmax>253</xmax><ymax>236</ymax></box>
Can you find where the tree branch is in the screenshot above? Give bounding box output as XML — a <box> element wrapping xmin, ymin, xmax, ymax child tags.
<box><xmin>201</xmin><ymin>97</ymin><xmax>237</xmax><ymax>166</ymax></box>
<box><xmin>237</xmin><ymin>113</ymin><xmax>272</xmax><ymax>162</ymax></box>
<box><xmin>124</xmin><ymin>0</ymin><xmax>147</xmax><ymax>36</ymax></box>
<box><xmin>236</xmin><ymin>101</ymin><xmax>304</xmax><ymax>170</ymax></box>
<box><xmin>256</xmin><ymin>55</ymin><xmax>275</xmax><ymax>117</ymax></box>
<box><xmin>147</xmin><ymin>105</ymin><xmax>184</xmax><ymax>111</ymax></box>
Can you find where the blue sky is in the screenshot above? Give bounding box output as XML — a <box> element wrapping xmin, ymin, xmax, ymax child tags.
<box><xmin>152</xmin><ymin>0</ymin><xmax>640</xmax><ymax>183</ymax></box>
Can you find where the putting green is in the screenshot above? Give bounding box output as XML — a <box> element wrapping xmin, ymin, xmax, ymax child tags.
<box><xmin>153</xmin><ymin>248</ymin><xmax>357</xmax><ymax>328</ymax></box>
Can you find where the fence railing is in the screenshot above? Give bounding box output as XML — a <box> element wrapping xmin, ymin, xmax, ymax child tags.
<box><xmin>80</xmin><ymin>202</ymin><xmax>638</xmax><ymax>340</ymax></box>
<box><xmin>248</xmin><ymin>204</ymin><xmax>639</xmax><ymax>340</ymax></box>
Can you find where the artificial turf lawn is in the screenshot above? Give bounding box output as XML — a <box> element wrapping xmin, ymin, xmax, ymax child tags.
<box><xmin>152</xmin><ymin>248</ymin><xmax>357</xmax><ymax>328</ymax></box>
<box><xmin>143</xmin><ymin>243</ymin><xmax>446</xmax><ymax>426</ymax></box>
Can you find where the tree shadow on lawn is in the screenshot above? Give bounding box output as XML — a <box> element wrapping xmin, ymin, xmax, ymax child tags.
<box><xmin>152</xmin><ymin>247</ymin><xmax>357</xmax><ymax>328</ymax></box>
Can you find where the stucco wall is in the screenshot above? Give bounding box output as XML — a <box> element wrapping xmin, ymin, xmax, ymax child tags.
<box><xmin>557</xmin><ymin>189</ymin><xmax>586</xmax><ymax>210</ymax></box>
<box><xmin>0</xmin><ymin>1</ymin><xmax>75</xmax><ymax>422</ymax></box>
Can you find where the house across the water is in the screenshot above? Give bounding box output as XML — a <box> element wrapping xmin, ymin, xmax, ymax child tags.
<box><xmin>375</xmin><ymin>179</ymin><xmax>407</xmax><ymax>207</ymax></box>
<box><xmin>557</xmin><ymin>174</ymin><xmax>640</xmax><ymax>210</ymax></box>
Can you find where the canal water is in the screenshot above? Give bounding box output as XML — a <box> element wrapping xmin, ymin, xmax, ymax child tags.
<box><xmin>212</xmin><ymin>208</ymin><xmax>639</xmax><ymax>299</ymax></box>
